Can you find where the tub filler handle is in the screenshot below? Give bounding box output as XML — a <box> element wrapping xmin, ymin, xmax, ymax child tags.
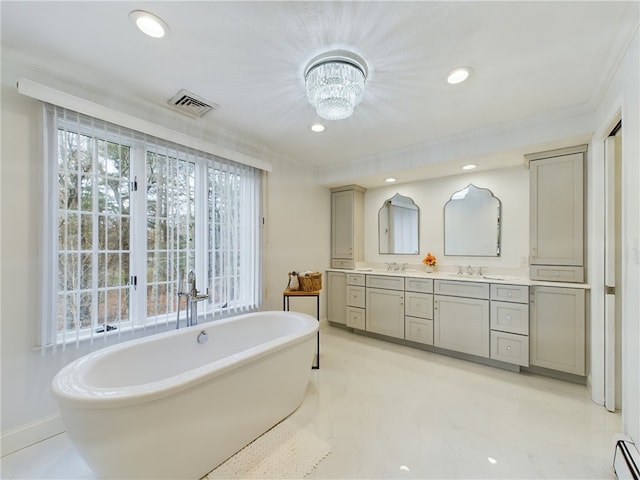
<box><xmin>197</xmin><ymin>330</ymin><xmax>208</xmax><ymax>344</ymax></box>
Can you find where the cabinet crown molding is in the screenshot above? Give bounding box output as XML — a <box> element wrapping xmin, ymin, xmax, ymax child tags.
<box><xmin>524</xmin><ymin>144</ymin><xmax>588</xmax><ymax>168</ymax></box>
<box><xmin>330</xmin><ymin>184</ymin><xmax>366</xmax><ymax>193</ymax></box>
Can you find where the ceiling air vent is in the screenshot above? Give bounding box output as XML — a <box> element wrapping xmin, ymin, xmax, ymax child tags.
<box><xmin>168</xmin><ymin>89</ymin><xmax>218</xmax><ymax>118</ymax></box>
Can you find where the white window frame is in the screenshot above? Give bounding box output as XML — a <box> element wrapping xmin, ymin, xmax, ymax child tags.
<box><xmin>42</xmin><ymin>105</ymin><xmax>263</xmax><ymax>352</ymax></box>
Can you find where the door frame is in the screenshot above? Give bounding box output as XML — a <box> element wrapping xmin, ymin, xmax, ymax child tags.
<box><xmin>589</xmin><ymin>105</ymin><xmax>622</xmax><ymax>407</ymax></box>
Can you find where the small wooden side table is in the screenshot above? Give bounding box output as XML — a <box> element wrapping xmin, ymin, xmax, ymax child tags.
<box><xmin>283</xmin><ymin>288</ymin><xmax>320</xmax><ymax>369</ymax></box>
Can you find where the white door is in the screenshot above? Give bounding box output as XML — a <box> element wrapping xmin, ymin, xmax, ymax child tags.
<box><xmin>604</xmin><ymin>124</ymin><xmax>622</xmax><ymax>412</ymax></box>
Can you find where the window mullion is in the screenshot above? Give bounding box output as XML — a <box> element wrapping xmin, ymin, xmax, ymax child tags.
<box><xmin>131</xmin><ymin>143</ymin><xmax>147</xmax><ymax>330</ymax></box>
<box><xmin>91</xmin><ymin>137</ymin><xmax>99</xmax><ymax>343</ymax></box>
<box><xmin>195</xmin><ymin>159</ymin><xmax>208</xmax><ymax>320</ymax></box>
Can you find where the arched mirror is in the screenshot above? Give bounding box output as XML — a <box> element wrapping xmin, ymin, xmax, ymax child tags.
<box><xmin>379</xmin><ymin>193</ymin><xmax>419</xmax><ymax>254</ymax></box>
<box><xmin>444</xmin><ymin>184</ymin><xmax>501</xmax><ymax>256</ymax></box>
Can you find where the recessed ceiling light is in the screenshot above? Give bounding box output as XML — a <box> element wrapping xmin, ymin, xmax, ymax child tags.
<box><xmin>129</xmin><ymin>10</ymin><xmax>169</xmax><ymax>38</ymax></box>
<box><xmin>447</xmin><ymin>67</ymin><xmax>473</xmax><ymax>85</ymax></box>
<box><xmin>385</xmin><ymin>177</ymin><xmax>397</xmax><ymax>183</ymax></box>
<box><xmin>310</xmin><ymin>123</ymin><xmax>325</xmax><ymax>133</ymax></box>
<box><xmin>462</xmin><ymin>164</ymin><xmax>477</xmax><ymax>170</ymax></box>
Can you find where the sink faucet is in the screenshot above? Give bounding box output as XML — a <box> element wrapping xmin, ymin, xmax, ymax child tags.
<box><xmin>176</xmin><ymin>270</ymin><xmax>209</xmax><ymax>329</ymax></box>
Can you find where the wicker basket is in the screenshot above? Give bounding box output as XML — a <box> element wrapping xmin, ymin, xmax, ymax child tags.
<box><xmin>298</xmin><ymin>272</ymin><xmax>322</xmax><ymax>292</ymax></box>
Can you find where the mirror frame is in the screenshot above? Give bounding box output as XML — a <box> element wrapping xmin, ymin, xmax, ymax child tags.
<box><xmin>443</xmin><ymin>183</ymin><xmax>502</xmax><ymax>257</ymax></box>
<box><xmin>378</xmin><ymin>193</ymin><xmax>420</xmax><ymax>255</ymax></box>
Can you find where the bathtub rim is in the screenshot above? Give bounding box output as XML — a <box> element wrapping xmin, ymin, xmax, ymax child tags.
<box><xmin>51</xmin><ymin>310</ymin><xmax>318</xmax><ymax>409</ymax></box>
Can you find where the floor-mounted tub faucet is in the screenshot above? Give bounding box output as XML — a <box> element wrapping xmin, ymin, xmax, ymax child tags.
<box><xmin>176</xmin><ymin>270</ymin><xmax>209</xmax><ymax>329</ymax></box>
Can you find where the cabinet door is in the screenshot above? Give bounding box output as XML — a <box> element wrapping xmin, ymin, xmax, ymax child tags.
<box><xmin>530</xmin><ymin>152</ymin><xmax>584</xmax><ymax>266</ymax></box>
<box><xmin>434</xmin><ymin>295</ymin><xmax>490</xmax><ymax>358</ymax></box>
<box><xmin>366</xmin><ymin>287</ymin><xmax>405</xmax><ymax>339</ymax></box>
<box><xmin>331</xmin><ymin>190</ymin><xmax>354</xmax><ymax>259</ymax></box>
<box><xmin>530</xmin><ymin>286</ymin><xmax>585</xmax><ymax>375</ymax></box>
<box><xmin>327</xmin><ymin>271</ymin><xmax>346</xmax><ymax>325</ymax></box>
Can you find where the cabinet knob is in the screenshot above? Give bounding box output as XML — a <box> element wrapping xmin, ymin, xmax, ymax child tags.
<box><xmin>553</xmin><ymin>271</ymin><xmax>560</xmax><ymax>276</ymax></box>
<box><xmin>507</xmin><ymin>291</ymin><xmax>512</xmax><ymax>297</ymax></box>
<box><xmin>506</xmin><ymin>346</ymin><xmax>512</xmax><ymax>352</ymax></box>
<box><xmin>506</xmin><ymin>314</ymin><xmax>512</xmax><ymax>321</ymax></box>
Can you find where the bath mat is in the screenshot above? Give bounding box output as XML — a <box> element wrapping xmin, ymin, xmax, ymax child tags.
<box><xmin>204</xmin><ymin>420</ymin><xmax>331</xmax><ymax>479</ymax></box>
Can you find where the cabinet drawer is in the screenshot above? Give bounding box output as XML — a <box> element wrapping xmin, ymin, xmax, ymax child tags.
<box><xmin>331</xmin><ymin>258</ymin><xmax>355</xmax><ymax>269</ymax></box>
<box><xmin>405</xmin><ymin>278</ymin><xmax>433</xmax><ymax>293</ymax></box>
<box><xmin>346</xmin><ymin>273</ymin><xmax>365</xmax><ymax>286</ymax></box>
<box><xmin>405</xmin><ymin>292</ymin><xmax>433</xmax><ymax>319</ymax></box>
<box><xmin>346</xmin><ymin>307</ymin><xmax>365</xmax><ymax>330</ymax></box>
<box><xmin>346</xmin><ymin>285</ymin><xmax>365</xmax><ymax>308</ymax></box>
<box><xmin>366</xmin><ymin>275</ymin><xmax>405</xmax><ymax>291</ymax></box>
<box><xmin>490</xmin><ymin>331</ymin><xmax>529</xmax><ymax>366</ymax></box>
<box><xmin>490</xmin><ymin>284</ymin><xmax>528</xmax><ymax>303</ymax></box>
<box><xmin>490</xmin><ymin>301</ymin><xmax>529</xmax><ymax>335</ymax></box>
<box><xmin>405</xmin><ymin>317</ymin><xmax>433</xmax><ymax>345</ymax></box>
<box><xmin>530</xmin><ymin>265</ymin><xmax>584</xmax><ymax>283</ymax></box>
<box><xmin>434</xmin><ymin>280</ymin><xmax>489</xmax><ymax>299</ymax></box>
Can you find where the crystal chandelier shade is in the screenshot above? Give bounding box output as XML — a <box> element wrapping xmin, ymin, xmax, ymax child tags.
<box><xmin>304</xmin><ymin>52</ymin><xmax>368</xmax><ymax>121</ymax></box>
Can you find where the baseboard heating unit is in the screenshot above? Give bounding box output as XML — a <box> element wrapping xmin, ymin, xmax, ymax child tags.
<box><xmin>614</xmin><ymin>439</ymin><xmax>640</xmax><ymax>480</ymax></box>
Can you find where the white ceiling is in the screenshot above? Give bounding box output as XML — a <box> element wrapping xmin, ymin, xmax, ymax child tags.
<box><xmin>2</xmin><ymin>1</ymin><xmax>638</xmax><ymax>187</ymax></box>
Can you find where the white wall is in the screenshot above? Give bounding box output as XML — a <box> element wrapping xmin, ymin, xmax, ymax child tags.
<box><xmin>363</xmin><ymin>167</ymin><xmax>529</xmax><ymax>273</ymax></box>
<box><xmin>591</xmin><ymin>28</ymin><xmax>640</xmax><ymax>444</ymax></box>
<box><xmin>0</xmin><ymin>59</ymin><xmax>329</xmax><ymax>454</ymax></box>
<box><xmin>262</xmin><ymin>164</ymin><xmax>330</xmax><ymax>317</ymax></box>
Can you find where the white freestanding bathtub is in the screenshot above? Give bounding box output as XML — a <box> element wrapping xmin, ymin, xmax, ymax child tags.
<box><xmin>51</xmin><ymin>311</ymin><xmax>318</xmax><ymax>479</ymax></box>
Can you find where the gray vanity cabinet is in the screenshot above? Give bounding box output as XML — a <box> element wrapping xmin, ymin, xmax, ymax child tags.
<box><xmin>346</xmin><ymin>273</ymin><xmax>366</xmax><ymax>330</ymax></box>
<box><xmin>527</xmin><ymin>145</ymin><xmax>586</xmax><ymax>282</ymax></box>
<box><xmin>530</xmin><ymin>285</ymin><xmax>586</xmax><ymax>375</ymax></box>
<box><xmin>433</xmin><ymin>280</ymin><xmax>490</xmax><ymax>358</ymax></box>
<box><xmin>490</xmin><ymin>284</ymin><xmax>529</xmax><ymax>366</ymax></box>
<box><xmin>330</xmin><ymin>185</ymin><xmax>365</xmax><ymax>269</ymax></box>
<box><xmin>405</xmin><ymin>278</ymin><xmax>434</xmax><ymax>345</ymax></box>
<box><xmin>327</xmin><ymin>271</ymin><xmax>346</xmax><ymax>325</ymax></box>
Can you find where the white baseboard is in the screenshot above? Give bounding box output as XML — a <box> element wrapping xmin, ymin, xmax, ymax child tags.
<box><xmin>1</xmin><ymin>413</ymin><xmax>63</xmax><ymax>457</ymax></box>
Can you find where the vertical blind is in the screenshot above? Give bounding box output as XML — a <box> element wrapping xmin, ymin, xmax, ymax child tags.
<box><xmin>41</xmin><ymin>104</ymin><xmax>263</xmax><ymax>353</ymax></box>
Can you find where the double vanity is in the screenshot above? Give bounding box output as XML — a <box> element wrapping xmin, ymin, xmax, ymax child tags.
<box><xmin>327</xmin><ymin>269</ymin><xmax>587</xmax><ymax>378</ymax></box>
<box><xmin>327</xmin><ymin>144</ymin><xmax>589</xmax><ymax>381</ymax></box>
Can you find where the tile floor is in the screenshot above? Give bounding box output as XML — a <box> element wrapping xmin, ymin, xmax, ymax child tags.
<box><xmin>1</xmin><ymin>323</ymin><xmax>621</xmax><ymax>479</ymax></box>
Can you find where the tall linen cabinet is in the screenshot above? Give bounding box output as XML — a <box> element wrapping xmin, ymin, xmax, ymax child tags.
<box><xmin>526</xmin><ymin>145</ymin><xmax>587</xmax><ymax>376</ymax></box>
<box><xmin>330</xmin><ymin>185</ymin><xmax>366</xmax><ymax>269</ymax></box>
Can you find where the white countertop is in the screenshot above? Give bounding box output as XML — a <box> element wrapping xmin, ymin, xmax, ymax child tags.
<box><xmin>326</xmin><ymin>268</ymin><xmax>590</xmax><ymax>289</ymax></box>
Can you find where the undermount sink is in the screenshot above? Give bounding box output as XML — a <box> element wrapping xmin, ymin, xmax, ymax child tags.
<box><xmin>482</xmin><ymin>275</ymin><xmax>505</xmax><ymax>281</ymax></box>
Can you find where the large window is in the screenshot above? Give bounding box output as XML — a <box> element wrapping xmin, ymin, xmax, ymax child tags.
<box><xmin>42</xmin><ymin>106</ymin><xmax>262</xmax><ymax>350</ymax></box>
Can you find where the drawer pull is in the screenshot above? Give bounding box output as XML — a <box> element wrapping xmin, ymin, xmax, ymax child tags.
<box><xmin>553</xmin><ymin>271</ymin><xmax>559</xmax><ymax>276</ymax></box>
<box><xmin>507</xmin><ymin>291</ymin><xmax>512</xmax><ymax>297</ymax></box>
<box><xmin>506</xmin><ymin>346</ymin><xmax>512</xmax><ymax>352</ymax></box>
<box><xmin>506</xmin><ymin>314</ymin><xmax>512</xmax><ymax>321</ymax></box>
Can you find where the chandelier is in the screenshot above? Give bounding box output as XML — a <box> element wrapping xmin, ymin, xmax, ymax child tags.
<box><xmin>304</xmin><ymin>50</ymin><xmax>368</xmax><ymax>121</ymax></box>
